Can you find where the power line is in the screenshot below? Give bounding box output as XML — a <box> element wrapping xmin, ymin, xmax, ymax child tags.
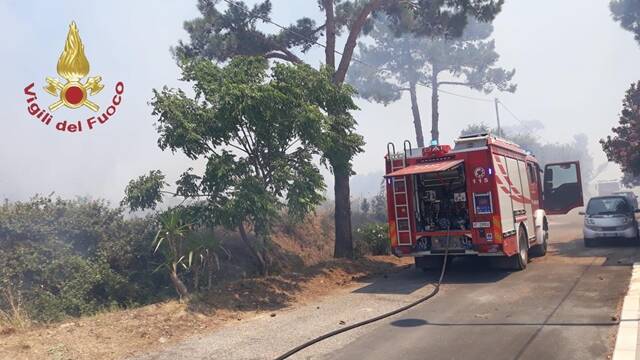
<box><xmin>221</xmin><ymin>0</ymin><xmax>493</xmax><ymax>101</ymax></box>
<box><xmin>222</xmin><ymin>0</ymin><xmax>365</xmax><ymax>64</ymax></box>
<box><xmin>498</xmin><ymin>100</ymin><xmax>534</xmax><ymax>132</ymax></box>
<box><xmin>222</xmin><ymin>0</ymin><xmax>524</xmax><ymax>125</ymax></box>
<box><xmin>435</xmin><ymin>87</ymin><xmax>494</xmax><ymax>103</ymax></box>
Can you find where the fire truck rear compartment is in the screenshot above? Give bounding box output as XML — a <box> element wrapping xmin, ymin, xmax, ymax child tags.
<box><xmin>415</xmin><ymin>164</ymin><xmax>469</xmax><ymax>232</ymax></box>
<box><xmin>413</xmin><ymin>164</ymin><xmax>471</xmax><ymax>252</ymax></box>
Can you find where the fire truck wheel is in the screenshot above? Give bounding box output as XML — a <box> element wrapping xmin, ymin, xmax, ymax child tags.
<box><xmin>415</xmin><ymin>256</ymin><xmax>448</xmax><ymax>272</ymax></box>
<box><xmin>508</xmin><ymin>228</ymin><xmax>529</xmax><ymax>270</ymax></box>
<box><xmin>529</xmin><ymin>226</ymin><xmax>548</xmax><ymax>258</ymax></box>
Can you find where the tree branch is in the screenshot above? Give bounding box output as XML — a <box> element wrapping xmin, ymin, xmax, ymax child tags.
<box><xmin>160</xmin><ymin>190</ymin><xmax>210</xmax><ymax>198</ymax></box>
<box><xmin>438</xmin><ymin>81</ymin><xmax>474</xmax><ymax>87</ymax></box>
<box><xmin>285</xmin><ymin>138</ymin><xmax>301</xmax><ymax>153</ymax></box>
<box><xmin>227</xmin><ymin>142</ymin><xmax>249</xmax><ymax>154</ymax></box>
<box><xmin>264</xmin><ymin>50</ymin><xmax>302</xmax><ymax>63</ymax></box>
<box><xmin>279</xmin><ymin>47</ymin><xmax>303</xmax><ymax>63</ymax></box>
<box><xmin>314</xmin><ymin>23</ymin><xmax>327</xmax><ymax>35</ymax></box>
<box><xmin>333</xmin><ymin>0</ymin><xmax>384</xmax><ymax>84</ymax></box>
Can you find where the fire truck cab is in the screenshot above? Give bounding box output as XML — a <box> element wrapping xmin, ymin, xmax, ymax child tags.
<box><xmin>385</xmin><ymin>133</ymin><xmax>584</xmax><ymax>270</ymax></box>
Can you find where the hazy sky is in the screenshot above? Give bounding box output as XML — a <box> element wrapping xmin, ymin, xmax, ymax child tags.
<box><xmin>2</xmin><ymin>0</ymin><xmax>639</xmax><ymax>203</ymax></box>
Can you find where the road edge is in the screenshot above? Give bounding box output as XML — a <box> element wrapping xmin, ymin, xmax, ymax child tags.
<box><xmin>613</xmin><ymin>262</ymin><xmax>640</xmax><ymax>360</ymax></box>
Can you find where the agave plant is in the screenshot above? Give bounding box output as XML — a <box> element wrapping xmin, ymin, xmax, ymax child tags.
<box><xmin>153</xmin><ymin>209</ymin><xmax>193</xmax><ymax>300</ymax></box>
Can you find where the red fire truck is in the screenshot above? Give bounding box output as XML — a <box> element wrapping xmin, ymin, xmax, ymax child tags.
<box><xmin>385</xmin><ymin>133</ymin><xmax>584</xmax><ymax>270</ymax></box>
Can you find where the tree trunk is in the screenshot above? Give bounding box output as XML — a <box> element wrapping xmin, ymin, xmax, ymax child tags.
<box><xmin>409</xmin><ymin>81</ymin><xmax>425</xmax><ymax>148</ymax></box>
<box><xmin>260</xmin><ymin>235</ymin><xmax>270</xmax><ymax>277</ymax></box>
<box><xmin>333</xmin><ymin>167</ymin><xmax>353</xmax><ymax>258</ymax></box>
<box><xmin>329</xmin><ymin>0</ymin><xmax>383</xmax><ymax>259</ymax></box>
<box><xmin>169</xmin><ymin>268</ymin><xmax>190</xmax><ymax>301</ymax></box>
<box><xmin>324</xmin><ymin>0</ymin><xmax>336</xmax><ymax>70</ymax></box>
<box><xmin>430</xmin><ymin>73</ymin><xmax>440</xmax><ymax>143</ymax></box>
<box><xmin>238</xmin><ymin>222</ymin><xmax>267</xmax><ymax>275</ymax></box>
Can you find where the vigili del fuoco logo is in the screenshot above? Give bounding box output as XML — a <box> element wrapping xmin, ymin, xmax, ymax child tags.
<box><xmin>23</xmin><ymin>21</ymin><xmax>124</xmax><ymax>133</ymax></box>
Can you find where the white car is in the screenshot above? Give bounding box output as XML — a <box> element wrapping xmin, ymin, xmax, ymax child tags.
<box><xmin>580</xmin><ymin>195</ymin><xmax>640</xmax><ymax>247</ymax></box>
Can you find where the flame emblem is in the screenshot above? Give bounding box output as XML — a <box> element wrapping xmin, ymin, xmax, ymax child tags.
<box><xmin>44</xmin><ymin>21</ymin><xmax>103</xmax><ymax>112</ymax></box>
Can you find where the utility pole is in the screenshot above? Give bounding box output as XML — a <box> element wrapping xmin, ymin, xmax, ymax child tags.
<box><xmin>494</xmin><ymin>98</ymin><xmax>502</xmax><ymax>137</ymax></box>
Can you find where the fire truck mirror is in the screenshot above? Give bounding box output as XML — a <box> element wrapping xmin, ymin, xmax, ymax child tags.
<box><xmin>543</xmin><ymin>162</ymin><xmax>584</xmax><ymax>215</ymax></box>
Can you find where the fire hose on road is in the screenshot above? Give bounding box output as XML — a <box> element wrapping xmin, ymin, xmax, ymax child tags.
<box><xmin>274</xmin><ymin>228</ymin><xmax>452</xmax><ymax>360</ymax></box>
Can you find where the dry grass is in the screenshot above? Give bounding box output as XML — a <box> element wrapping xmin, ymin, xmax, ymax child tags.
<box><xmin>0</xmin><ymin>256</ymin><xmax>411</xmax><ymax>360</ymax></box>
<box><xmin>0</xmin><ymin>285</ymin><xmax>30</xmax><ymax>333</ymax></box>
<box><xmin>0</xmin><ymin>211</ymin><xmax>408</xmax><ymax>360</ymax></box>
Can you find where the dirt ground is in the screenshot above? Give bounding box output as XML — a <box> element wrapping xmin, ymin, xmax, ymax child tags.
<box><xmin>0</xmin><ymin>255</ymin><xmax>412</xmax><ymax>360</ymax></box>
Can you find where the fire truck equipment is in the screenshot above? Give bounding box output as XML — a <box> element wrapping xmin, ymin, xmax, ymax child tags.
<box><xmin>385</xmin><ymin>133</ymin><xmax>584</xmax><ymax>270</ymax></box>
<box><xmin>274</xmin><ymin>133</ymin><xmax>584</xmax><ymax>359</ymax></box>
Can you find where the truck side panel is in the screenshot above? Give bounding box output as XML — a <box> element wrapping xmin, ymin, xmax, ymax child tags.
<box><xmin>493</xmin><ymin>154</ymin><xmax>516</xmax><ymax>235</ymax></box>
<box><xmin>517</xmin><ymin>160</ymin><xmax>535</xmax><ymax>239</ymax></box>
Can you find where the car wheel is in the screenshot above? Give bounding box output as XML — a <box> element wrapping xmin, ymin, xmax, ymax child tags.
<box><xmin>584</xmin><ymin>238</ymin><xmax>595</xmax><ymax>248</ymax></box>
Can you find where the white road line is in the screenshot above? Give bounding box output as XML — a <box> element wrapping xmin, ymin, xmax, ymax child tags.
<box><xmin>613</xmin><ymin>263</ymin><xmax>640</xmax><ymax>360</ymax></box>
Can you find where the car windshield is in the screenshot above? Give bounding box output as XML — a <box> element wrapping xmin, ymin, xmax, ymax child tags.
<box><xmin>586</xmin><ymin>197</ymin><xmax>631</xmax><ymax>215</ymax></box>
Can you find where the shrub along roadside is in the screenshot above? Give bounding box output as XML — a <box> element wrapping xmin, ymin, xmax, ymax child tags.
<box><xmin>0</xmin><ymin>196</ymin><xmax>170</xmax><ymax>324</ymax></box>
<box><xmin>354</xmin><ymin>223</ymin><xmax>391</xmax><ymax>258</ymax></box>
<box><xmin>0</xmin><ymin>194</ymin><xmax>390</xmax><ymax>326</ymax></box>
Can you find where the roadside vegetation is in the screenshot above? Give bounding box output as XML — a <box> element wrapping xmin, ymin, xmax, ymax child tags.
<box><xmin>0</xmin><ymin>197</ymin><xmax>165</xmax><ymax>326</ymax></box>
<box><xmin>604</xmin><ymin>0</ymin><xmax>640</xmax><ymax>186</ymax></box>
<box><xmin>0</xmin><ymin>194</ymin><xmax>405</xmax><ymax>360</ymax></box>
<box><xmin>0</xmin><ymin>193</ymin><xmax>392</xmax><ymax>331</ymax></box>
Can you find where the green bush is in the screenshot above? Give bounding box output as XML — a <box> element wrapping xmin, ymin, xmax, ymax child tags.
<box><xmin>0</xmin><ymin>196</ymin><xmax>170</xmax><ymax>323</ymax></box>
<box><xmin>354</xmin><ymin>223</ymin><xmax>390</xmax><ymax>257</ymax></box>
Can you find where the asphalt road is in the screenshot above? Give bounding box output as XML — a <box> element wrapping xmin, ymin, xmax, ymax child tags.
<box><xmin>139</xmin><ymin>212</ymin><xmax>640</xmax><ymax>360</ymax></box>
<box><xmin>323</xmin><ymin>212</ymin><xmax>639</xmax><ymax>360</ymax></box>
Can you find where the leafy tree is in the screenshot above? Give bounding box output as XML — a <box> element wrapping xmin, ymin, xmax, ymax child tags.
<box><xmin>370</xmin><ymin>185</ymin><xmax>388</xmax><ymax>222</ymax></box>
<box><xmin>349</xmin><ymin>17</ymin><xmax>515</xmax><ymax>146</ymax></box>
<box><xmin>460</xmin><ymin>122</ymin><xmax>492</xmax><ymax>136</ymax></box>
<box><xmin>175</xmin><ymin>0</ymin><xmax>504</xmax><ymax>258</ymax></box>
<box><xmin>601</xmin><ymin>81</ymin><xmax>640</xmax><ymax>186</ymax></box>
<box><xmin>611</xmin><ymin>0</ymin><xmax>640</xmax><ymax>44</ymax></box>
<box><xmin>124</xmin><ymin>57</ymin><xmax>354</xmax><ymax>275</ymax></box>
<box><xmin>360</xmin><ymin>197</ymin><xmax>370</xmax><ymax>214</ymax></box>
<box><xmin>122</xmin><ymin>170</ymin><xmax>167</xmax><ymax>212</ymax></box>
